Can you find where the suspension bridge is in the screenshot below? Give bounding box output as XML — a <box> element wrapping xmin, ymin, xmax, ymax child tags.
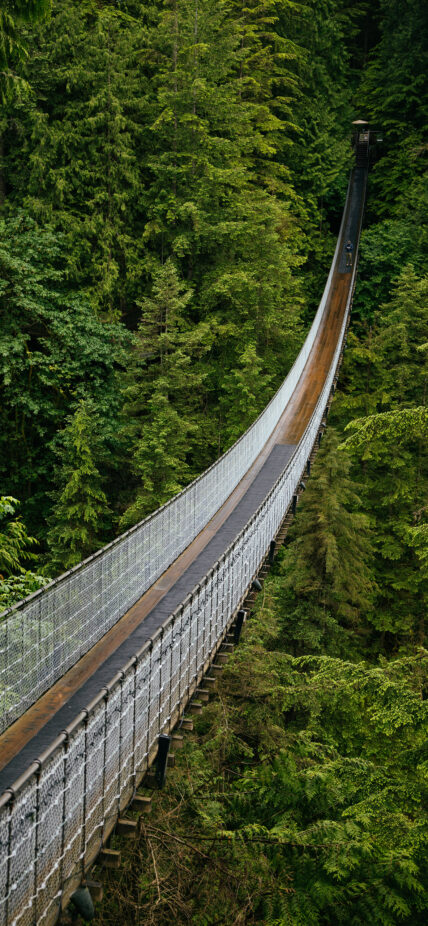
<box><xmin>0</xmin><ymin>139</ymin><xmax>369</xmax><ymax>926</ymax></box>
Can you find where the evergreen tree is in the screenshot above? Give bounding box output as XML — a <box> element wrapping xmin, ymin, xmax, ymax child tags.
<box><xmin>336</xmin><ymin>268</ymin><xmax>428</xmax><ymax>645</ymax></box>
<box><xmin>120</xmin><ymin>259</ymin><xmax>209</xmax><ymax>524</ymax></box>
<box><xmin>278</xmin><ymin>429</ymin><xmax>375</xmax><ymax>655</ymax></box>
<box><xmin>144</xmin><ymin>0</ymin><xmax>305</xmax><ymax>452</ymax></box>
<box><xmin>5</xmin><ymin>0</ymin><xmax>146</xmax><ymax>318</ymax></box>
<box><xmin>0</xmin><ymin>213</ymin><xmax>127</xmax><ymax>532</ymax></box>
<box><xmin>0</xmin><ymin>495</ymin><xmax>37</xmax><ymax>576</ymax></box>
<box><xmin>0</xmin><ymin>0</ymin><xmax>50</xmax><ymax>101</ymax></box>
<box><xmin>47</xmin><ymin>401</ymin><xmax>112</xmax><ymax>571</ymax></box>
<box><xmin>0</xmin><ymin>496</ymin><xmax>48</xmax><ymax>610</ymax></box>
<box><xmin>359</xmin><ymin>0</ymin><xmax>428</xmax><ymax>216</ymax></box>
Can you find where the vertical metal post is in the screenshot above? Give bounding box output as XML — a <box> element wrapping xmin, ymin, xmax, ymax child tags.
<box><xmin>234</xmin><ymin>610</ymin><xmax>246</xmax><ymax>645</ymax></box>
<box><xmin>4</xmin><ymin>794</ymin><xmax>13</xmax><ymax>926</ymax></box>
<box><xmin>33</xmin><ymin>765</ymin><xmax>42</xmax><ymax>926</ymax></box>
<box><xmin>178</xmin><ymin>606</ymin><xmax>184</xmax><ymax>707</ymax></box>
<box><xmin>186</xmin><ymin>596</ymin><xmax>193</xmax><ymax>699</ymax></box>
<box><xmin>292</xmin><ymin>494</ymin><xmax>297</xmax><ymax>515</ymax></box>
<box><xmin>208</xmin><ymin>573</ymin><xmax>214</xmax><ymax>658</ymax></box>
<box><xmin>306</xmin><ymin>459</ymin><xmax>311</xmax><ymax>476</ymax></box>
<box><xmin>157</xmin><ymin>629</ymin><xmax>164</xmax><ymax>738</ymax></box>
<box><xmin>81</xmin><ymin>712</ymin><xmax>89</xmax><ymax>877</ymax></box>
<box><xmin>145</xmin><ymin>642</ymin><xmax>153</xmax><ymax>774</ymax></box>
<box><xmin>155</xmin><ymin>735</ymin><xmax>171</xmax><ymax>789</ymax></box>
<box><xmin>131</xmin><ymin>661</ymin><xmax>138</xmax><ymax>795</ymax></box>
<box><xmin>59</xmin><ymin>736</ymin><xmax>69</xmax><ymax>904</ymax></box>
<box><xmin>101</xmin><ymin>694</ymin><xmax>108</xmax><ymax>844</ymax></box>
<box><xmin>167</xmin><ymin>619</ymin><xmax>174</xmax><ymax>726</ymax></box>
<box><xmin>269</xmin><ymin>540</ymin><xmax>276</xmax><ymax>565</ymax></box>
<box><xmin>117</xmin><ymin>675</ymin><xmax>124</xmax><ymax>817</ymax></box>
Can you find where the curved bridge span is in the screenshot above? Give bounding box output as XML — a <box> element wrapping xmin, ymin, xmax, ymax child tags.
<box><xmin>0</xmin><ymin>163</ymin><xmax>367</xmax><ymax>926</ymax></box>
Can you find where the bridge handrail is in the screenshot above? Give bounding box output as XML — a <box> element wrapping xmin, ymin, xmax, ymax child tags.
<box><xmin>0</xmin><ymin>178</ymin><xmax>351</xmax><ymax>735</ymax></box>
<box><xmin>0</xmin><ymin>189</ymin><xmax>362</xmax><ymax>926</ymax></box>
<box><xmin>0</xmin><ymin>168</ymin><xmax>366</xmax><ymax>926</ymax></box>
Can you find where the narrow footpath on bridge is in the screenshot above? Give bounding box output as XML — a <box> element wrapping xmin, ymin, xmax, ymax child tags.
<box><xmin>0</xmin><ymin>149</ymin><xmax>368</xmax><ymax>926</ymax></box>
<box><xmin>0</xmin><ymin>166</ymin><xmax>366</xmax><ymax>794</ymax></box>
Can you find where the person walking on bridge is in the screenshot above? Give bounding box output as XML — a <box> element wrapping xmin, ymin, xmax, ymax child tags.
<box><xmin>345</xmin><ymin>239</ymin><xmax>353</xmax><ymax>268</ymax></box>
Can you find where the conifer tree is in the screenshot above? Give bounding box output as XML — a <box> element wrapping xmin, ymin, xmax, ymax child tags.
<box><xmin>0</xmin><ymin>214</ymin><xmax>127</xmax><ymax>531</ymax></box>
<box><xmin>337</xmin><ymin>268</ymin><xmax>428</xmax><ymax>644</ymax></box>
<box><xmin>0</xmin><ymin>496</ymin><xmax>37</xmax><ymax>576</ymax></box>
<box><xmin>48</xmin><ymin>401</ymin><xmax>111</xmax><ymax>572</ymax></box>
<box><xmin>0</xmin><ymin>0</ymin><xmax>50</xmax><ymax>101</ymax></box>
<box><xmin>144</xmin><ymin>0</ymin><xmax>305</xmax><ymax>453</ymax></box>
<box><xmin>278</xmin><ymin>429</ymin><xmax>375</xmax><ymax>654</ymax></box>
<box><xmin>120</xmin><ymin>259</ymin><xmax>208</xmax><ymax>525</ymax></box>
<box><xmin>10</xmin><ymin>0</ymin><xmax>145</xmax><ymax>318</ymax></box>
<box><xmin>0</xmin><ymin>496</ymin><xmax>48</xmax><ymax>608</ymax></box>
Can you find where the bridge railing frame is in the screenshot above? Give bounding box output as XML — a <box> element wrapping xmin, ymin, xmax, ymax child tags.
<box><xmin>0</xmin><ymin>179</ymin><xmax>352</xmax><ymax>735</ymax></box>
<box><xmin>0</xmin><ymin>168</ymin><xmax>367</xmax><ymax>926</ymax></box>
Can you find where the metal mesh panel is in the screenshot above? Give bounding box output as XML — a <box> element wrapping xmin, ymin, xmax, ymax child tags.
<box><xmin>0</xmin><ymin>802</ymin><xmax>10</xmax><ymax>926</ymax></box>
<box><xmin>159</xmin><ymin>627</ymin><xmax>173</xmax><ymax>733</ymax></box>
<box><xmin>83</xmin><ymin>709</ymin><xmax>106</xmax><ymax>865</ymax></box>
<box><xmin>147</xmin><ymin>639</ymin><xmax>162</xmax><ymax>758</ymax></box>
<box><xmin>6</xmin><ymin>780</ymin><xmax>37</xmax><ymax>926</ymax></box>
<box><xmin>103</xmin><ymin>687</ymin><xmax>122</xmax><ymax>830</ymax></box>
<box><xmin>188</xmin><ymin>597</ymin><xmax>198</xmax><ymax>688</ymax></box>
<box><xmin>170</xmin><ymin>617</ymin><xmax>182</xmax><ymax>715</ymax></box>
<box><xmin>119</xmin><ymin>672</ymin><xmax>137</xmax><ymax>806</ymax></box>
<box><xmin>62</xmin><ymin>727</ymin><xmax>85</xmax><ymax>891</ymax></box>
<box><xmin>35</xmin><ymin>751</ymin><xmax>64</xmax><ymax>926</ymax></box>
<box><xmin>134</xmin><ymin>652</ymin><xmax>151</xmax><ymax>777</ymax></box>
<box><xmin>179</xmin><ymin>603</ymin><xmax>192</xmax><ymax>703</ymax></box>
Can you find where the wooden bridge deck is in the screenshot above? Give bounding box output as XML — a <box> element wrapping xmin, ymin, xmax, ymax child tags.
<box><xmin>0</xmin><ymin>166</ymin><xmax>366</xmax><ymax>795</ymax></box>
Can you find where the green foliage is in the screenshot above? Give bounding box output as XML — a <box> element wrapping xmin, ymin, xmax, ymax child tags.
<box><xmin>0</xmin><ymin>0</ymin><xmax>50</xmax><ymax>101</ymax></box>
<box><xmin>0</xmin><ymin>212</ymin><xmax>127</xmax><ymax>533</ymax></box>
<box><xmin>342</xmin><ymin>407</ymin><xmax>428</xmax><ymax>455</ymax></box>
<box><xmin>359</xmin><ymin>0</ymin><xmax>428</xmax><ymax>217</ymax></box>
<box><xmin>47</xmin><ymin>401</ymin><xmax>112</xmax><ymax>571</ymax></box>
<box><xmin>0</xmin><ymin>570</ymin><xmax>50</xmax><ymax>610</ymax></box>
<box><xmin>335</xmin><ymin>266</ymin><xmax>428</xmax><ymax>644</ymax></box>
<box><xmin>0</xmin><ymin>494</ymin><xmax>49</xmax><ymax>610</ymax></box>
<box><xmin>277</xmin><ymin>430</ymin><xmax>375</xmax><ymax>657</ymax></box>
<box><xmin>0</xmin><ymin>495</ymin><xmax>37</xmax><ymax>576</ymax></box>
<box><xmin>120</xmin><ymin>259</ymin><xmax>208</xmax><ymax>524</ymax></box>
<box><xmin>97</xmin><ymin>593</ymin><xmax>428</xmax><ymax>926</ymax></box>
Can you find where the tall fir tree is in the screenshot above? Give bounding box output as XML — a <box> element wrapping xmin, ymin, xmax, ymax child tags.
<box><xmin>120</xmin><ymin>259</ymin><xmax>209</xmax><ymax>525</ymax></box>
<box><xmin>278</xmin><ymin>429</ymin><xmax>375</xmax><ymax>655</ymax></box>
<box><xmin>48</xmin><ymin>401</ymin><xmax>112</xmax><ymax>571</ymax></box>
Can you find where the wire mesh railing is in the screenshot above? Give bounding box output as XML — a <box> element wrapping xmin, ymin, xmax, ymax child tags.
<box><xmin>0</xmin><ymin>165</ymin><xmax>367</xmax><ymax>926</ymax></box>
<box><xmin>0</xmin><ymin>250</ymin><xmax>356</xmax><ymax>926</ymax></box>
<box><xmin>0</xmin><ymin>178</ymin><xmax>351</xmax><ymax>735</ymax></box>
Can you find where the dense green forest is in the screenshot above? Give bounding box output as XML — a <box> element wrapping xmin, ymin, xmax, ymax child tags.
<box><xmin>0</xmin><ymin>0</ymin><xmax>427</xmax><ymax>923</ymax></box>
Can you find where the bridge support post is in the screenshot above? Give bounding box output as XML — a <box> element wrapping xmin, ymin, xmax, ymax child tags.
<box><xmin>292</xmin><ymin>494</ymin><xmax>298</xmax><ymax>515</ymax></box>
<box><xmin>234</xmin><ymin>610</ymin><xmax>246</xmax><ymax>644</ymax></box>
<box><xmin>268</xmin><ymin>540</ymin><xmax>276</xmax><ymax>564</ymax></box>
<box><xmin>306</xmin><ymin>459</ymin><xmax>311</xmax><ymax>476</ymax></box>
<box><xmin>155</xmin><ymin>734</ymin><xmax>171</xmax><ymax>788</ymax></box>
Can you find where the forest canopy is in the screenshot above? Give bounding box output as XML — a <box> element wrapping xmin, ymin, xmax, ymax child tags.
<box><xmin>0</xmin><ymin>1</ymin><xmax>427</xmax><ymax>923</ymax></box>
